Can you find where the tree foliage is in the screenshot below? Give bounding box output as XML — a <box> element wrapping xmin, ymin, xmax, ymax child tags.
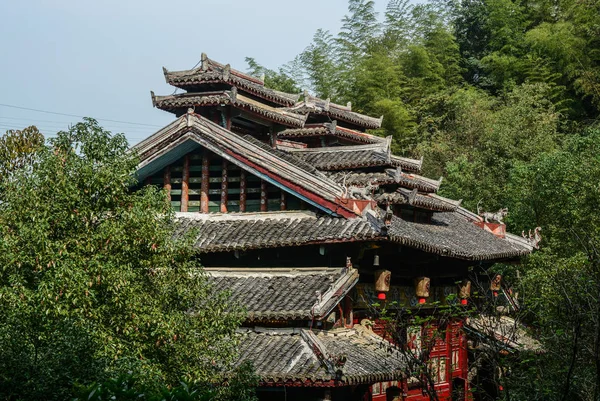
<box><xmin>0</xmin><ymin>119</ymin><xmax>249</xmax><ymax>400</ymax></box>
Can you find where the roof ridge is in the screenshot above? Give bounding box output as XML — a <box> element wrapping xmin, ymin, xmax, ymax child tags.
<box><xmin>312</xmin><ymin>267</ymin><xmax>359</xmax><ymax>319</ymax></box>
<box><xmin>205</xmin><ymin>266</ymin><xmax>344</xmax><ymax>274</ymax></box>
<box><xmin>284</xmin><ymin>142</ymin><xmax>387</xmax><ymax>153</ymax></box>
<box><xmin>175</xmin><ymin>210</ymin><xmax>317</xmax><ymax>221</ymax></box>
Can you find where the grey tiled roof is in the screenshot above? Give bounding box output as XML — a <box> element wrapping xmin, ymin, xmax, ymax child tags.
<box><xmin>326</xmin><ymin>171</ymin><xmax>398</xmax><ymax>186</ymax></box>
<box><xmin>385</xmin><ymin>213</ymin><xmax>531</xmax><ymax>260</ymax></box>
<box><xmin>290</xmin><ymin>148</ymin><xmax>422</xmax><ymax>172</ymax></box>
<box><xmin>236</xmin><ymin>326</ymin><xmax>406</xmax><ymax>385</ymax></box>
<box><xmin>466</xmin><ymin>315</ymin><xmax>542</xmax><ymax>352</ymax></box>
<box><xmin>278</xmin><ymin>122</ymin><xmax>385</xmax><ymax>144</ymax></box>
<box><xmin>288</xmin><ymin>94</ymin><xmax>383</xmax><ymax>129</ymax></box>
<box><xmin>325</xmin><ymin>170</ymin><xmax>442</xmax><ymax>192</ymax></box>
<box><xmin>151</xmin><ymin>90</ymin><xmax>307</xmax><ymax>128</ymax></box>
<box><xmin>206</xmin><ymin>267</ymin><xmax>359</xmax><ymax>321</ymax></box>
<box><xmin>163</xmin><ymin>54</ymin><xmax>300</xmax><ymax>106</ymax></box>
<box><xmin>377</xmin><ymin>189</ymin><xmax>460</xmax><ymax>212</ymax></box>
<box><xmin>242</xmin><ymin>135</ymin><xmax>322</xmax><ymax>176</ymax></box>
<box><xmin>175</xmin><ymin>209</ymin><xmax>530</xmax><ymax>260</ymax></box>
<box><xmin>174</xmin><ymin>212</ymin><xmax>380</xmax><ymax>253</ymax></box>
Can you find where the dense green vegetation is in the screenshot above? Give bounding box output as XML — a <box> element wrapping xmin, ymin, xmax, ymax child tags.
<box><xmin>0</xmin><ymin>121</ymin><xmax>256</xmax><ymax>400</ymax></box>
<box><xmin>248</xmin><ymin>1</ymin><xmax>600</xmax><ymax>399</ymax></box>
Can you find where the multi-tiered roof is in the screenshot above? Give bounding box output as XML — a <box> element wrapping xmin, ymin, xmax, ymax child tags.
<box><xmin>135</xmin><ymin>54</ymin><xmax>536</xmax><ymax>395</ymax></box>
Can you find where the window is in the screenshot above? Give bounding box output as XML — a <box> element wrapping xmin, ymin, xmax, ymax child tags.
<box><xmin>452</xmin><ymin>350</ymin><xmax>460</xmax><ymax>372</ymax></box>
<box><xmin>428</xmin><ymin>357</ymin><xmax>447</xmax><ymax>384</ymax></box>
<box><xmin>407</xmin><ymin>326</ymin><xmax>422</xmax><ymax>353</ymax></box>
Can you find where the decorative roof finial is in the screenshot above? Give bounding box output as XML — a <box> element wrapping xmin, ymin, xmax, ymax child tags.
<box><xmin>408</xmin><ymin>189</ymin><xmax>418</xmax><ymax>205</ymax></box>
<box><xmin>522</xmin><ymin>227</ymin><xmax>542</xmax><ymax>249</ymax></box>
<box><xmin>201</xmin><ymin>53</ymin><xmax>208</xmax><ymax>71</ymax></box>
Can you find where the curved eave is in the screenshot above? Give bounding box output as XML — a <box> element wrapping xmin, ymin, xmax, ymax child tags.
<box><xmin>258</xmin><ymin>370</ymin><xmax>404</xmax><ymax>387</ymax></box>
<box><xmin>278</xmin><ymin>123</ymin><xmax>385</xmax><ymax>145</ymax></box>
<box><xmin>390</xmin><ymin>155</ymin><xmax>423</xmax><ymax>173</ymax></box>
<box><xmin>162</xmin><ymin>66</ymin><xmax>299</xmax><ymax>107</ymax></box>
<box><xmin>387</xmin><ymin>234</ymin><xmax>530</xmax><ymax>261</ymax></box>
<box><xmin>151</xmin><ymin>91</ymin><xmax>307</xmax><ymax>128</ymax></box>
<box><xmin>292</xmin><ymin>94</ymin><xmax>384</xmax><ymax>129</ymax></box>
<box><xmin>195</xmin><ymin>235</ymin><xmax>379</xmax><ymax>254</ymax></box>
<box><xmin>291</xmin><ymin>105</ymin><xmax>383</xmax><ymax>130</ymax></box>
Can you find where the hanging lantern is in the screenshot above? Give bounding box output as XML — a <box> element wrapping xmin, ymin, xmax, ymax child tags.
<box><xmin>374</xmin><ymin>269</ymin><xmax>391</xmax><ymax>300</ymax></box>
<box><xmin>458</xmin><ymin>279</ymin><xmax>471</xmax><ymax>305</ymax></box>
<box><xmin>415</xmin><ymin>277</ymin><xmax>430</xmax><ymax>304</ymax></box>
<box><xmin>490</xmin><ymin>274</ymin><xmax>502</xmax><ymax>297</ymax></box>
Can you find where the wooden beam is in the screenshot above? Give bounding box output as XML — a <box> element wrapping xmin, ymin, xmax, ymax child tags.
<box><xmin>181</xmin><ymin>154</ymin><xmax>190</xmax><ymax>212</ymax></box>
<box><xmin>239</xmin><ymin>170</ymin><xmax>246</xmax><ymax>212</ymax></box>
<box><xmin>280</xmin><ymin>190</ymin><xmax>286</xmax><ymax>211</ymax></box>
<box><xmin>260</xmin><ymin>180</ymin><xmax>268</xmax><ymax>212</ymax></box>
<box><xmin>163</xmin><ymin>166</ymin><xmax>171</xmax><ymax>202</ymax></box>
<box><xmin>220</xmin><ymin>159</ymin><xmax>228</xmax><ymax>213</ymax></box>
<box><xmin>201</xmin><ymin>151</ymin><xmax>209</xmax><ymax>213</ymax></box>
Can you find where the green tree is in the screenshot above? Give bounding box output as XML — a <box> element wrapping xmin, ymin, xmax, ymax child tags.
<box><xmin>499</xmin><ymin>128</ymin><xmax>600</xmax><ymax>400</ymax></box>
<box><xmin>0</xmin><ymin>120</ymin><xmax>246</xmax><ymax>400</ymax></box>
<box><xmin>298</xmin><ymin>29</ymin><xmax>341</xmax><ymax>99</ymax></box>
<box><xmin>244</xmin><ymin>57</ymin><xmax>300</xmax><ymax>94</ymax></box>
<box><xmin>0</xmin><ymin>126</ymin><xmax>44</xmax><ymax>185</ymax></box>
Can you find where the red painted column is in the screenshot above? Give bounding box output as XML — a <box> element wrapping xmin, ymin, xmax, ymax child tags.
<box><xmin>280</xmin><ymin>190</ymin><xmax>287</xmax><ymax>211</ymax></box>
<box><xmin>163</xmin><ymin>166</ymin><xmax>171</xmax><ymax>203</ymax></box>
<box><xmin>201</xmin><ymin>151</ymin><xmax>209</xmax><ymax>213</ymax></box>
<box><xmin>226</xmin><ymin>107</ymin><xmax>232</xmax><ymax>130</ymax></box>
<box><xmin>220</xmin><ymin>159</ymin><xmax>228</xmax><ymax>213</ymax></box>
<box><xmin>239</xmin><ymin>170</ymin><xmax>247</xmax><ymax>212</ymax></box>
<box><xmin>260</xmin><ymin>180</ymin><xmax>268</xmax><ymax>212</ymax></box>
<box><xmin>181</xmin><ymin>154</ymin><xmax>190</xmax><ymax>212</ymax></box>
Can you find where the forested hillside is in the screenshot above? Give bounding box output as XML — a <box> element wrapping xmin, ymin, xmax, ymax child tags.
<box><xmin>248</xmin><ymin>1</ymin><xmax>600</xmax><ymax>399</ymax></box>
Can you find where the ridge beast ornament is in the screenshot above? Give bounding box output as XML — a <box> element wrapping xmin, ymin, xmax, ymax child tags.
<box><xmin>477</xmin><ymin>200</ymin><xmax>508</xmax><ymax>224</ymax></box>
<box><xmin>522</xmin><ymin>227</ymin><xmax>542</xmax><ymax>249</ymax></box>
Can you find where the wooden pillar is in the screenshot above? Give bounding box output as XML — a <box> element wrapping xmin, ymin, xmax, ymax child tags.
<box><xmin>260</xmin><ymin>180</ymin><xmax>268</xmax><ymax>212</ymax></box>
<box><xmin>239</xmin><ymin>170</ymin><xmax>247</xmax><ymax>212</ymax></box>
<box><xmin>212</xmin><ymin>109</ymin><xmax>220</xmax><ymax>125</ymax></box>
<box><xmin>163</xmin><ymin>166</ymin><xmax>171</xmax><ymax>202</ymax></box>
<box><xmin>201</xmin><ymin>151</ymin><xmax>209</xmax><ymax>213</ymax></box>
<box><xmin>181</xmin><ymin>154</ymin><xmax>190</xmax><ymax>212</ymax></box>
<box><xmin>280</xmin><ymin>190</ymin><xmax>286</xmax><ymax>211</ymax></box>
<box><xmin>220</xmin><ymin>159</ymin><xmax>228</xmax><ymax>213</ymax></box>
<box><xmin>226</xmin><ymin>107</ymin><xmax>232</xmax><ymax>130</ymax></box>
<box><xmin>269</xmin><ymin>126</ymin><xmax>276</xmax><ymax>148</ymax></box>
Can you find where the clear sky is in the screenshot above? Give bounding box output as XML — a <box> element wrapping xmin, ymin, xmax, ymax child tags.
<box><xmin>0</xmin><ymin>0</ymin><xmax>388</xmax><ymax>145</ymax></box>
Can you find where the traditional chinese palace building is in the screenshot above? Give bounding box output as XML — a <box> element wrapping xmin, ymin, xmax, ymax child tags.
<box><xmin>133</xmin><ymin>54</ymin><xmax>536</xmax><ymax>401</ymax></box>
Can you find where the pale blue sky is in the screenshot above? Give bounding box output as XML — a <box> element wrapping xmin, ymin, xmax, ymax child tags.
<box><xmin>0</xmin><ymin>0</ymin><xmax>388</xmax><ymax>144</ymax></box>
